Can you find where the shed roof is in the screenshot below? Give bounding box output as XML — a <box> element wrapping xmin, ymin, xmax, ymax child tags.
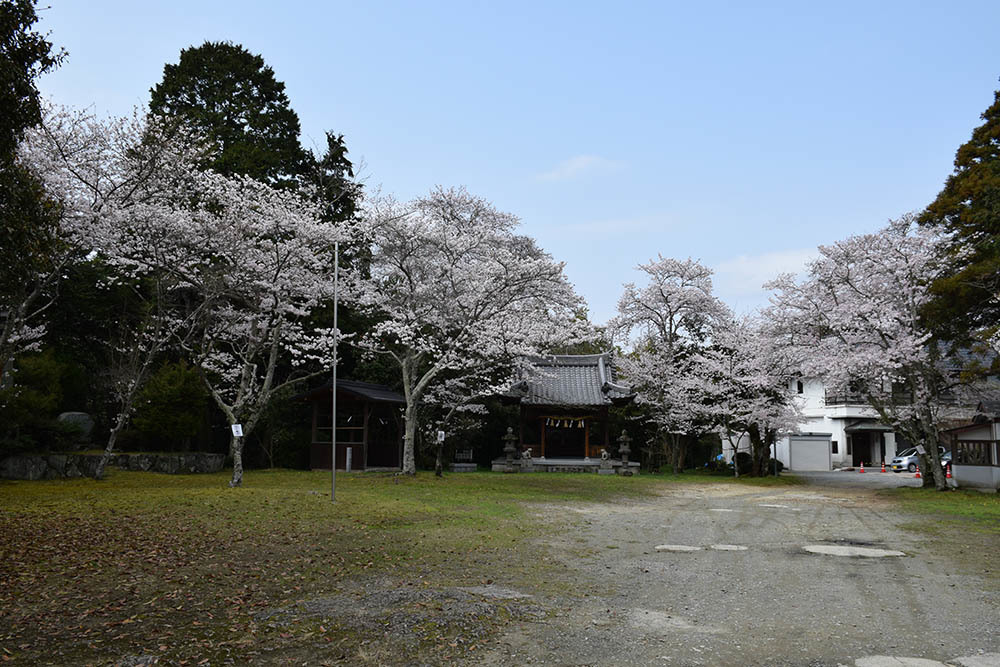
<box><xmin>302</xmin><ymin>379</ymin><xmax>405</xmax><ymax>404</ymax></box>
<box><xmin>510</xmin><ymin>353</ymin><xmax>633</xmax><ymax>408</ymax></box>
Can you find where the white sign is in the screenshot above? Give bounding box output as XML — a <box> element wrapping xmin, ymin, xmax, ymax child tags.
<box><xmin>231</xmin><ymin>424</ymin><xmax>244</xmax><ymax>437</ymax></box>
<box><xmin>437</xmin><ymin>430</ymin><xmax>445</xmax><ymax>443</ymax></box>
<box><xmin>915</xmin><ymin>444</ymin><xmax>926</xmax><ymax>455</ymax></box>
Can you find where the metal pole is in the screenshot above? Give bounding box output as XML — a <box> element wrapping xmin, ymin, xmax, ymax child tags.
<box><xmin>331</xmin><ymin>241</ymin><xmax>338</xmax><ymax>503</ymax></box>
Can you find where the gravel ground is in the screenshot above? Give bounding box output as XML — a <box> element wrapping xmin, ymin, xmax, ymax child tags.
<box><xmin>477</xmin><ymin>476</ymin><xmax>1000</xmax><ymax>667</ymax></box>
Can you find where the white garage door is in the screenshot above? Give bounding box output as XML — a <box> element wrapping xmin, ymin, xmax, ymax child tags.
<box><xmin>788</xmin><ymin>436</ymin><xmax>831</xmax><ymax>471</ymax></box>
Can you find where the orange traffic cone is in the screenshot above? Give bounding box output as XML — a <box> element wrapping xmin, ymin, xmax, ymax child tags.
<box><xmin>880</xmin><ymin>460</ymin><xmax>886</xmax><ymax>473</ymax></box>
<box><xmin>946</xmin><ymin>463</ymin><xmax>952</xmax><ymax>479</ymax></box>
<box><xmin>859</xmin><ymin>460</ymin><xmax>865</xmax><ymax>473</ymax></box>
<box><xmin>914</xmin><ymin>465</ymin><xmax>921</xmax><ymax>479</ymax></box>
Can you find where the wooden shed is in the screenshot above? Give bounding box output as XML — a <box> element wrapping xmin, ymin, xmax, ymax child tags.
<box><xmin>303</xmin><ymin>379</ymin><xmax>405</xmax><ymax>471</ymax></box>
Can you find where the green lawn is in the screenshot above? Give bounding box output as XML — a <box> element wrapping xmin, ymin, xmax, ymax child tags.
<box><xmin>882</xmin><ymin>485</ymin><xmax>1000</xmax><ymax>534</ymax></box>
<box><xmin>0</xmin><ymin>469</ymin><xmax>674</xmax><ymax>665</ymax></box>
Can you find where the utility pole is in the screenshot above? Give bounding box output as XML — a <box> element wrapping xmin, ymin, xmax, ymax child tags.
<box><xmin>331</xmin><ymin>241</ymin><xmax>338</xmax><ymax>503</ymax></box>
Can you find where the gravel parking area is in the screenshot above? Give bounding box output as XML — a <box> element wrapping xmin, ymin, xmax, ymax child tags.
<box><xmin>479</xmin><ymin>477</ymin><xmax>1000</xmax><ymax>666</ymax></box>
<box><xmin>794</xmin><ymin>470</ymin><xmax>925</xmax><ymax>489</ymax></box>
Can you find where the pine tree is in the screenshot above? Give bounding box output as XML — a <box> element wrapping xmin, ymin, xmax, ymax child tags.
<box><xmin>919</xmin><ymin>86</ymin><xmax>1000</xmax><ymax>343</ymax></box>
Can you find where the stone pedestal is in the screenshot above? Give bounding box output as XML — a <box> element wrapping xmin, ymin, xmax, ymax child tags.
<box><xmin>598</xmin><ymin>448</ymin><xmax>614</xmax><ymax>475</ymax></box>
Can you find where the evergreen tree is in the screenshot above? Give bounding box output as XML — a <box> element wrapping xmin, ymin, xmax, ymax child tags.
<box><xmin>149</xmin><ymin>41</ymin><xmax>310</xmax><ymax>184</ymax></box>
<box><xmin>919</xmin><ymin>85</ymin><xmax>1000</xmax><ymax>346</ymax></box>
<box><xmin>0</xmin><ymin>0</ymin><xmax>63</xmax><ymax>156</ymax></box>
<box><xmin>0</xmin><ymin>0</ymin><xmax>64</xmax><ymax>380</ymax></box>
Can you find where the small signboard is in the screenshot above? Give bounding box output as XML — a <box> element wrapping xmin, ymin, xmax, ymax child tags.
<box><xmin>437</xmin><ymin>430</ymin><xmax>445</xmax><ymax>443</ymax></box>
<box><xmin>231</xmin><ymin>424</ymin><xmax>244</xmax><ymax>437</ymax></box>
<box><xmin>915</xmin><ymin>444</ymin><xmax>926</xmax><ymax>454</ymax></box>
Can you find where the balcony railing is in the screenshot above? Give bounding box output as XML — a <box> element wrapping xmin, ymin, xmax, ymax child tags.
<box><xmin>823</xmin><ymin>390</ymin><xmax>959</xmax><ymax>407</ymax></box>
<box><xmin>823</xmin><ymin>392</ymin><xmax>868</xmax><ymax>406</ymax></box>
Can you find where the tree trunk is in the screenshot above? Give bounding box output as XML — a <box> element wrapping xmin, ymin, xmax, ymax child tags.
<box><xmin>95</xmin><ymin>423</ymin><xmax>122</xmax><ymax>480</ymax></box>
<box><xmin>748</xmin><ymin>424</ymin><xmax>765</xmax><ymax>477</ymax></box>
<box><xmin>675</xmin><ymin>439</ymin><xmax>687</xmax><ymax>473</ymax></box>
<box><xmin>229</xmin><ymin>434</ymin><xmax>244</xmax><ymax>487</ymax></box>
<box><xmin>402</xmin><ymin>401</ymin><xmax>417</xmax><ymax>475</ymax></box>
<box><xmin>667</xmin><ymin>433</ymin><xmax>684</xmax><ymax>474</ymax></box>
<box><xmin>95</xmin><ymin>374</ymin><xmax>147</xmax><ymax>480</ymax></box>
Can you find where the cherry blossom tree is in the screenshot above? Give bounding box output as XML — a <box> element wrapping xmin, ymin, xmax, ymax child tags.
<box><xmin>697</xmin><ymin>313</ymin><xmax>800</xmax><ymax>476</ymax></box>
<box><xmin>610</xmin><ymin>257</ymin><xmax>728</xmax><ymax>473</ymax></box>
<box><xmin>24</xmin><ymin>105</ymin><xmax>346</xmax><ymax>486</ymax></box>
<box><xmin>179</xmin><ymin>174</ymin><xmax>344</xmax><ymax>487</ymax></box>
<box><xmin>16</xmin><ymin>105</ymin><xmax>213</xmax><ymax>475</ymax></box>
<box><xmin>766</xmin><ymin>215</ymin><xmax>981</xmax><ymax>489</ymax></box>
<box><xmin>355</xmin><ymin>187</ymin><xmax>586</xmax><ymax>475</ymax></box>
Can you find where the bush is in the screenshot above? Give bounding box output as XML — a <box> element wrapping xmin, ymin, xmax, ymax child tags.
<box><xmin>0</xmin><ymin>350</ymin><xmax>79</xmax><ymax>455</ymax></box>
<box><xmin>130</xmin><ymin>360</ymin><xmax>211</xmax><ymax>451</ymax></box>
<box><xmin>764</xmin><ymin>458</ymin><xmax>785</xmax><ymax>476</ymax></box>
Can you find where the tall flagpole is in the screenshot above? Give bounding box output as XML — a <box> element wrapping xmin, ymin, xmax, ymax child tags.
<box><xmin>331</xmin><ymin>241</ymin><xmax>338</xmax><ymax>503</ymax></box>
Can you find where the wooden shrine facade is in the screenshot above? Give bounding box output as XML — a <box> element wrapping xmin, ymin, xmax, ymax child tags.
<box><xmin>507</xmin><ymin>353</ymin><xmax>634</xmax><ymax>459</ymax></box>
<box><xmin>303</xmin><ymin>379</ymin><xmax>405</xmax><ymax>471</ymax></box>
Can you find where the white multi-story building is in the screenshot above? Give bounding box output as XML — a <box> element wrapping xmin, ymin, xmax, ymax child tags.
<box><xmin>723</xmin><ymin>378</ymin><xmax>904</xmax><ymax>471</ymax></box>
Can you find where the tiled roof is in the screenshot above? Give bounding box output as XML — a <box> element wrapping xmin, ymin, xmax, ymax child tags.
<box><xmin>300</xmin><ymin>379</ymin><xmax>405</xmax><ymax>404</ymax></box>
<box><xmin>515</xmin><ymin>353</ymin><xmax>632</xmax><ymax>407</ymax></box>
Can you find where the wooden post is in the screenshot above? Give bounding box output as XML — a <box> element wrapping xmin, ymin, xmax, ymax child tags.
<box><xmin>540</xmin><ymin>417</ymin><xmax>546</xmax><ymax>458</ymax></box>
<box><xmin>362</xmin><ymin>402</ymin><xmax>370</xmax><ymax>471</ymax></box>
<box><xmin>585</xmin><ymin>419</ymin><xmax>590</xmax><ymax>458</ymax></box>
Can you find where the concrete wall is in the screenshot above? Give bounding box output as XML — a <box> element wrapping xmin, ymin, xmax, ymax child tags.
<box><xmin>952</xmin><ymin>464</ymin><xmax>1000</xmax><ymax>491</ymax></box>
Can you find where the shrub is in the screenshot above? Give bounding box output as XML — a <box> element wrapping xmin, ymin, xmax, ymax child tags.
<box><xmin>764</xmin><ymin>458</ymin><xmax>785</xmax><ymax>476</ymax></box>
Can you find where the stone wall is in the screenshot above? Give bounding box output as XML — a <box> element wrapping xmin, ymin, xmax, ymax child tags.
<box><xmin>0</xmin><ymin>452</ymin><xmax>225</xmax><ymax>480</ymax></box>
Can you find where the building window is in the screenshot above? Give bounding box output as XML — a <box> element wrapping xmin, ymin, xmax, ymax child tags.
<box><xmin>796</xmin><ymin>380</ymin><xmax>804</xmax><ymax>394</ymax></box>
<box><xmin>846</xmin><ymin>438</ymin><xmax>852</xmax><ymax>455</ymax></box>
<box><xmin>831</xmin><ymin>440</ymin><xmax>838</xmax><ymax>454</ymax></box>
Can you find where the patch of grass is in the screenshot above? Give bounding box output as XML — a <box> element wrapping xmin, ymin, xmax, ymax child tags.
<box><xmin>0</xmin><ymin>469</ymin><xmax>666</xmax><ymax>664</ymax></box>
<box><xmin>881</xmin><ymin>486</ymin><xmax>1000</xmax><ymax>534</ymax></box>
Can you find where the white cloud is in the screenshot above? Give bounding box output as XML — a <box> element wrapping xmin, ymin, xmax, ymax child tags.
<box><xmin>711</xmin><ymin>247</ymin><xmax>816</xmax><ymax>313</ymax></box>
<box><xmin>537</xmin><ymin>154</ymin><xmax>622</xmax><ymax>182</ymax></box>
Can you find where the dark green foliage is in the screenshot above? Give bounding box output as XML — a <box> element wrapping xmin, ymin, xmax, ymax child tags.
<box><xmin>149</xmin><ymin>41</ymin><xmax>310</xmax><ymax>184</ymax></box>
<box><xmin>0</xmin><ymin>161</ymin><xmax>62</xmax><ymax>304</ymax></box>
<box><xmin>0</xmin><ymin>0</ymin><xmax>64</xmax><ymax>157</ymax></box>
<box><xmin>310</xmin><ymin>131</ymin><xmax>361</xmax><ymax>223</ymax></box>
<box><xmin>920</xmin><ymin>85</ymin><xmax>1000</xmax><ymax>342</ymax></box>
<box><xmin>0</xmin><ymin>0</ymin><xmax>65</xmax><ymax>337</ymax></box>
<box><xmin>765</xmin><ymin>458</ymin><xmax>784</xmax><ymax>476</ymax></box>
<box><xmin>129</xmin><ymin>360</ymin><xmax>210</xmax><ymax>451</ymax></box>
<box><xmin>0</xmin><ymin>349</ymin><xmax>78</xmax><ymax>454</ymax></box>
<box><xmin>248</xmin><ymin>386</ymin><xmax>313</xmax><ymax>469</ymax></box>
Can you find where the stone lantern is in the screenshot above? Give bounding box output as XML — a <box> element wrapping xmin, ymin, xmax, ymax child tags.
<box><xmin>502</xmin><ymin>427</ymin><xmax>518</xmax><ymax>473</ymax></box>
<box><xmin>617</xmin><ymin>429</ymin><xmax>633</xmax><ymax>476</ymax></box>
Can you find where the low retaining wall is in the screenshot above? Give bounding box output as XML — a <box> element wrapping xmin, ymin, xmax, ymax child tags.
<box><xmin>952</xmin><ymin>464</ymin><xmax>1000</xmax><ymax>491</ymax></box>
<box><xmin>0</xmin><ymin>452</ymin><xmax>225</xmax><ymax>480</ymax></box>
<box><xmin>490</xmin><ymin>457</ymin><xmax>641</xmax><ymax>474</ymax></box>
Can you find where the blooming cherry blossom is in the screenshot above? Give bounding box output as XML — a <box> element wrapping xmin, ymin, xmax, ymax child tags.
<box><xmin>355</xmin><ymin>187</ymin><xmax>586</xmax><ymax>474</ymax></box>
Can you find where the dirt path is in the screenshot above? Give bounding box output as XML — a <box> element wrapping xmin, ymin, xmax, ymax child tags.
<box><xmin>477</xmin><ymin>480</ymin><xmax>1000</xmax><ymax>666</ymax></box>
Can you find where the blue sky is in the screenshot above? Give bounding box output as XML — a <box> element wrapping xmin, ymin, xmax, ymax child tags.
<box><xmin>35</xmin><ymin>1</ymin><xmax>1000</xmax><ymax>324</ymax></box>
